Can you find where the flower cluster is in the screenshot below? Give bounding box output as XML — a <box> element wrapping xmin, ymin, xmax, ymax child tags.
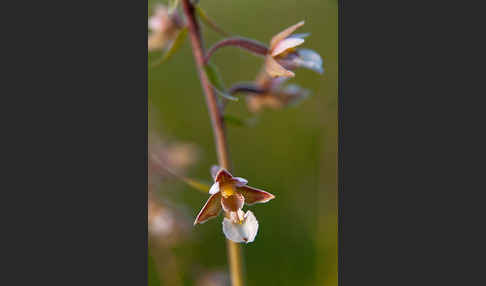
<box><xmin>210</xmin><ymin>21</ymin><xmax>322</xmax><ymax>112</ymax></box>
<box><xmin>148</xmin><ymin>3</ymin><xmax>323</xmax><ymax>244</ymax></box>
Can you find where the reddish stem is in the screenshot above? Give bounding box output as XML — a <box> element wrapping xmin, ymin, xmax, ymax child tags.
<box><xmin>204</xmin><ymin>37</ymin><xmax>269</xmax><ymax>64</ymax></box>
<box><xmin>181</xmin><ymin>0</ymin><xmax>230</xmax><ymax>170</ymax></box>
<box><xmin>180</xmin><ymin>1</ymin><xmax>244</xmax><ymax>286</ymax></box>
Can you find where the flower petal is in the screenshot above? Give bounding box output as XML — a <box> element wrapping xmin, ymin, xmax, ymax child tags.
<box><xmin>149</xmin><ymin>4</ymin><xmax>169</xmax><ymax>32</ymax></box>
<box><xmin>289</xmin><ymin>33</ymin><xmax>311</xmax><ymax>39</ymax></box>
<box><xmin>208</xmin><ymin>181</ymin><xmax>220</xmax><ymax>195</ymax></box>
<box><xmin>148</xmin><ymin>17</ymin><xmax>163</xmax><ymax>32</ymax></box>
<box><xmin>214</xmin><ymin>168</ymin><xmax>234</xmax><ymax>183</ymax></box>
<box><xmin>295</xmin><ymin>49</ymin><xmax>324</xmax><ymax>74</ymax></box>
<box><xmin>269</xmin><ymin>76</ymin><xmax>289</xmax><ymax>90</ymax></box>
<box><xmin>270</xmin><ymin>21</ymin><xmax>305</xmax><ymax>51</ymax></box>
<box><xmin>265</xmin><ymin>56</ymin><xmax>295</xmax><ymax>78</ymax></box>
<box><xmin>210</xmin><ymin>165</ymin><xmax>221</xmax><ymax>180</ymax></box>
<box><xmin>221</xmin><ymin>193</ymin><xmax>244</xmax><ymax>213</ymax></box>
<box><xmin>282</xmin><ymin>84</ymin><xmax>311</xmax><ymax>107</ymax></box>
<box><xmin>222</xmin><ymin>210</ymin><xmax>259</xmax><ymax>243</ymax></box>
<box><xmin>194</xmin><ymin>192</ymin><xmax>222</xmax><ymax>225</ymax></box>
<box><xmin>271</xmin><ymin>38</ymin><xmax>305</xmax><ymax>57</ymax></box>
<box><xmin>233</xmin><ymin>177</ymin><xmax>248</xmax><ymax>187</ymax></box>
<box><xmin>238</xmin><ymin>185</ymin><xmax>275</xmax><ymax>205</ymax></box>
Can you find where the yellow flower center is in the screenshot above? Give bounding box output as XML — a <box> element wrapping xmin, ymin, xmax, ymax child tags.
<box><xmin>221</xmin><ymin>182</ymin><xmax>237</xmax><ymax>198</ymax></box>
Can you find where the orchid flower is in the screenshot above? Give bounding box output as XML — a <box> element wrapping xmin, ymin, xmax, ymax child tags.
<box><xmin>265</xmin><ymin>21</ymin><xmax>324</xmax><ymax>78</ymax></box>
<box><xmin>245</xmin><ymin>74</ymin><xmax>310</xmax><ymax>112</ymax></box>
<box><xmin>148</xmin><ymin>4</ymin><xmax>185</xmax><ymax>52</ymax></box>
<box><xmin>194</xmin><ymin>166</ymin><xmax>275</xmax><ymax>243</ymax></box>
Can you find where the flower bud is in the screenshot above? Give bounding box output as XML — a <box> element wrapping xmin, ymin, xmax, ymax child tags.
<box><xmin>265</xmin><ymin>21</ymin><xmax>323</xmax><ymax>78</ymax></box>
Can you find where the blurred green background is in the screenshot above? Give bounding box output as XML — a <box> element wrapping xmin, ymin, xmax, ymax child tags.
<box><xmin>148</xmin><ymin>0</ymin><xmax>337</xmax><ymax>285</ymax></box>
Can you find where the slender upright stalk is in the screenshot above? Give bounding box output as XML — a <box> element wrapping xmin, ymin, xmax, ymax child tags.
<box><xmin>180</xmin><ymin>1</ymin><xmax>244</xmax><ymax>285</ymax></box>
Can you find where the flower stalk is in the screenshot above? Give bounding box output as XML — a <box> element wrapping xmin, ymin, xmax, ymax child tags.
<box><xmin>180</xmin><ymin>0</ymin><xmax>244</xmax><ymax>285</ymax></box>
<box><xmin>228</xmin><ymin>82</ymin><xmax>268</xmax><ymax>96</ymax></box>
<box><xmin>204</xmin><ymin>37</ymin><xmax>268</xmax><ymax>64</ymax></box>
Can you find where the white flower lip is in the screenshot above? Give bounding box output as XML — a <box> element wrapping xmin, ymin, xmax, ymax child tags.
<box><xmin>222</xmin><ymin>210</ymin><xmax>259</xmax><ymax>243</ymax></box>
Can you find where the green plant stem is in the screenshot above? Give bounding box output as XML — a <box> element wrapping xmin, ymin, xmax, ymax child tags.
<box><xmin>180</xmin><ymin>1</ymin><xmax>244</xmax><ymax>285</ymax></box>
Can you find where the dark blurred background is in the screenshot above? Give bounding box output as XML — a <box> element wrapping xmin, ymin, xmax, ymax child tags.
<box><xmin>148</xmin><ymin>0</ymin><xmax>337</xmax><ymax>285</ymax></box>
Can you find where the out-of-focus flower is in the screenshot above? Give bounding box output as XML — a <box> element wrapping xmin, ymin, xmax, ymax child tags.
<box><xmin>149</xmin><ymin>132</ymin><xmax>198</xmax><ymax>180</ymax></box>
<box><xmin>147</xmin><ymin>132</ymin><xmax>196</xmax><ymax>245</ymax></box>
<box><xmin>148</xmin><ymin>197</ymin><xmax>191</xmax><ymax>245</ymax></box>
<box><xmin>194</xmin><ymin>166</ymin><xmax>275</xmax><ymax>243</ymax></box>
<box><xmin>245</xmin><ymin>74</ymin><xmax>310</xmax><ymax>113</ymax></box>
<box><xmin>265</xmin><ymin>21</ymin><xmax>323</xmax><ymax>78</ymax></box>
<box><xmin>196</xmin><ymin>270</ymin><xmax>230</xmax><ymax>286</ymax></box>
<box><xmin>148</xmin><ymin>4</ymin><xmax>185</xmax><ymax>52</ymax></box>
